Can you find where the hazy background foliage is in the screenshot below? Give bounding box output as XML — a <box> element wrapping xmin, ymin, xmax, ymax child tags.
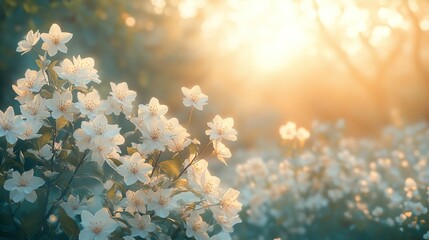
<box><xmin>1</xmin><ymin>0</ymin><xmax>429</xmax><ymax>147</ymax></box>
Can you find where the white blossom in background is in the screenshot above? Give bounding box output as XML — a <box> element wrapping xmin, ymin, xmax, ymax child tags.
<box><xmin>116</xmin><ymin>152</ymin><xmax>153</xmax><ymax>185</ymax></box>
<box><xmin>16</xmin><ymin>30</ymin><xmax>40</xmax><ymax>55</ymax></box>
<box><xmin>3</xmin><ymin>169</ymin><xmax>45</xmax><ymax>203</ymax></box>
<box><xmin>206</xmin><ymin>115</ymin><xmax>237</xmax><ymax>142</ymax></box>
<box><xmin>279</xmin><ymin>121</ymin><xmax>297</xmax><ymax>140</ymax></box>
<box><xmin>46</xmin><ymin>90</ymin><xmax>77</xmax><ymax>122</ymax></box>
<box><xmin>41</xmin><ymin>23</ymin><xmax>73</xmax><ymax>56</ymax></box>
<box><xmin>79</xmin><ymin>208</ymin><xmax>117</xmax><ymax>240</ymax></box>
<box><xmin>296</xmin><ymin>127</ymin><xmax>310</xmax><ymax>143</ymax></box>
<box><xmin>182</xmin><ymin>85</ymin><xmax>208</xmax><ymax>110</ymax></box>
<box><xmin>0</xmin><ymin>106</ymin><xmax>25</xmax><ymax>144</ymax></box>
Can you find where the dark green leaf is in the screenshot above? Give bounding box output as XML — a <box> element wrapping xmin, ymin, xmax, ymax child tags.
<box><xmin>58</xmin><ymin>207</ymin><xmax>79</xmax><ymax>238</ymax></box>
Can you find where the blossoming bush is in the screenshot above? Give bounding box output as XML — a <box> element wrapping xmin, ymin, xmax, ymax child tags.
<box><xmin>234</xmin><ymin>120</ymin><xmax>429</xmax><ymax>239</ymax></box>
<box><xmin>0</xmin><ymin>24</ymin><xmax>242</xmax><ymax>240</ymax></box>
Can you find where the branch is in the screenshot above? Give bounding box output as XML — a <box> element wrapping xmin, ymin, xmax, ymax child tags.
<box><xmin>311</xmin><ymin>0</ymin><xmax>372</xmax><ymax>90</ymax></box>
<box><xmin>403</xmin><ymin>0</ymin><xmax>429</xmax><ymax>80</ymax></box>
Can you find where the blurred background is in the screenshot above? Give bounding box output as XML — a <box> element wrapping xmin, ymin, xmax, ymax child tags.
<box><xmin>1</xmin><ymin>0</ymin><xmax>429</xmax><ymax>149</ymax></box>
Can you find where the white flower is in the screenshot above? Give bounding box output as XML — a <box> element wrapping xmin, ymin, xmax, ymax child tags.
<box><xmin>105</xmin><ymin>82</ymin><xmax>136</xmax><ymax>116</ymax></box>
<box><xmin>81</xmin><ymin>114</ymin><xmax>122</xmax><ymax>139</ymax></box>
<box><xmin>54</xmin><ymin>56</ymin><xmax>100</xmax><ymax>87</ymax></box>
<box><xmin>0</xmin><ymin>107</ymin><xmax>25</xmax><ymax>144</ymax></box>
<box><xmin>3</xmin><ymin>169</ymin><xmax>45</xmax><ymax>203</ymax></box>
<box><xmin>181</xmin><ymin>85</ymin><xmax>208</xmax><ymax>110</ymax></box>
<box><xmin>73</xmin><ymin>128</ymin><xmax>91</xmax><ymax>152</ymax></box>
<box><xmin>139</xmin><ymin>118</ymin><xmax>171</xmax><ymax>153</ymax></box>
<box><xmin>128</xmin><ymin>214</ymin><xmax>156</xmax><ymax>238</ymax></box>
<box><xmin>199</xmin><ymin>170</ymin><xmax>221</xmax><ymax>200</ymax></box>
<box><xmin>147</xmin><ymin>189</ymin><xmax>177</xmax><ymax>218</ymax></box>
<box><xmin>79</xmin><ymin>208</ymin><xmax>117</xmax><ymax>240</ymax></box>
<box><xmin>210</xmin><ymin>232</ymin><xmax>232</xmax><ymax>240</ymax></box>
<box><xmin>16</xmin><ymin>69</ymin><xmax>46</xmax><ymax>93</ymax></box>
<box><xmin>137</xmin><ymin>97</ymin><xmax>168</xmax><ymax>121</ymax></box>
<box><xmin>28</xmin><ymin>144</ymin><xmax>53</xmax><ymax>160</ymax></box>
<box><xmin>423</xmin><ymin>230</ymin><xmax>429</xmax><ymax>240</ymax></box>
<box><xmin>213</xmin><ymin>141</ymin><xmax>231</xmax><ymax>165</ymax></box>
<box><xmin>205</xmin><ymin>115</ymin><xmax>237</xmax><ymax>142</ymax></box>
<box><xmin>75</xmin><ymin>90</ymin><xmax>105</xmax><ymax>119</ymax></box>
<box><xmin>16</xmin><ymin>30</ymin><xmax>40</xmax><ymax>55</ymax></box>
<box><xmin>46</xmin><ymin>91</ymin><xmax>77</xmax><ymax>122</ymax></box>
<box><xmin>296</xmin><ymin>127</ymin><xmax>310</xmax><ymax>143</ymax></box>
<box><xmin>41</xmin><ymin>23</ymin><xmax>73</xmax><ymax>56</ymax></box>
<box><xmin>212</xmin><ymin>208</ymin><xmax>241</xmax><ymax>233</ymax></box>
<box><xmin>20</xmin><ymin>118</ymin><xmax>43</xmax><ymax>140</ymax></box>
<box><xmin>185</xmin><ymin>211</ymin><xmax>210</xmax><ymax>240</ymax></box>
<box><xmin>124</xmin><ymin>190</ymin><xmax>147</xmax><ymax>214</ymax></box>
<box><xmin>211</xmin><ymin>188</ymin><xmax>242</xmax><ymax>217</ymax></box>
<box><xmin>89</xmin><ymin>136</ymin><xmax>121</xmax><ymax>166</ymax></box>
<box><xmin>12</xmin><ymin>84</ymin><xmax>33</xmax><ymax>104</ymax></box>
<box><xmin>20</xmin><ymin>94</ymin><xmax>50</xmax><ymax>120</ymax></box>
<box><xmin>60</xmin><ymin>194</ymin><xmax>87</xmax><ymax>218</ymax></box>
<box><xmin>116</xmin><ymin>153</ymin><xmax>153</xmax><ymax>185</ymax></box>
<box><xmin>279</xmin><ymin>121</ymin><xmax>296</xmax><ymax>140</ymax></box>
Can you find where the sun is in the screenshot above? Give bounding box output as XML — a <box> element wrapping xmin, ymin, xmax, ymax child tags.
<box><xmin>200</xmin><ymin>0</ymin><xmax>314</xmax><ymax>73</ymax></box>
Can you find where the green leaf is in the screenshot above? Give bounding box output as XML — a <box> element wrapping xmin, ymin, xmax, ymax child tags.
<box><xmin>37</xmin><ymin>131</ymin><xmax>52</xmax><ymax>148</ymax></box>
<box><xmin>35</xmin><ymin>59</ymin><xmax>43</xmax><ymax>69</ymax></box>
<box><xmin>175</xmin><ymin>179</ymin><xmax>188</xmax><ymax>188</ymax></box>
<box><xmin>159</xmin><ymin>158</ymin><xmax>182</xmax><ymax>178</ymax></box>
<box><xmin>23</xmin><ymin>2</ymin><xmax>38</xmax><ymax>13</ymax></box>
<box><xmin>56</xmin><ymin>116</ymin><xmax>69</xmax><ymax>132</ymax></box>
<box><xmin>39</xmin><ymin>88</ymin><xmax>53</xmax><ymax>99</ymax></box>
<box><xmin>58</xmin><ymin>207</ymin><xmax>79</xmax><ymax>238</ymax></box>
<box><xmin>18</xmin><ymin>152</ymin><xmax>25</xmax><ymax>166</ymax></box>
<box><xmin>106</xmin><ymin>183</ymin><xmax>118</xmax><ymax>200</ymax></box>
<box><xmin>127</xmin><ymin>147</ymin><xmax>137</xmax><ymax>155</ymax></box>
<box><xmin>108</xmin><ymin>158</ymin><xmax>122</xmax><ymax>167</ymax></box>
<box><xmin>189</xmin><ymin>143</ymin><xmax>198</xmax><ymax>157</ymax></box>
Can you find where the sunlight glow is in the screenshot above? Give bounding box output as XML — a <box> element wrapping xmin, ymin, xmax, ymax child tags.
<box><xmin>178</xmin><ymin>0</ymin><xmax>410</xmax><ymax>73</ymax></box>
<box><xmin>201</xmin><ymin>0</ymin><xmax>314</xmax><ymax>72</ymax></box>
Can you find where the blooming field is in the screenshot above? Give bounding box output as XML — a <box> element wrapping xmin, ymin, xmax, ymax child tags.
<box><xmin>234</xmin><ymin>121</ymin><xmax>429</xmax><ymax>239</ymax></box>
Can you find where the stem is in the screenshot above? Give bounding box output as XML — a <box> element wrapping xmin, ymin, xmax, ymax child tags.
<box><xmin>8</xmin><ymin>200</ymin><xmax>20</xmax><ymax>230</ymax></box>
<box><xmin>175</xmin><ymin>141</ymin><xmax>212</xmax><ymax>180</ymax></box>
<box><xmin>195</xmin><ymin>202</ymin><xmax>220</xmax><ymax>211</ymax></box>
<box><xmin>150</xmin><ymin>151</ymin><xmax>162</xmax><ymax>178</ymax></box>
<box><xmin>186</xmin><ymin>107</ymin><xmax>194</xmax><ymax>128</ymax></box>
<box><xmin>44</xmin><ymin>150</ymin><xmax>89</xmax><ymax>219</ymax></box>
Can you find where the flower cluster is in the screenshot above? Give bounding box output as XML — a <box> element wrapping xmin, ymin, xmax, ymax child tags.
<box><xmin>0</xmin><ymin>23</ymin><xmax>241</xmax><ymax>239</ymax></box>
<box><xmin>235</xmin><ymin>120</ymin><xmax>429</xmax><ymax>239</ymax></box>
